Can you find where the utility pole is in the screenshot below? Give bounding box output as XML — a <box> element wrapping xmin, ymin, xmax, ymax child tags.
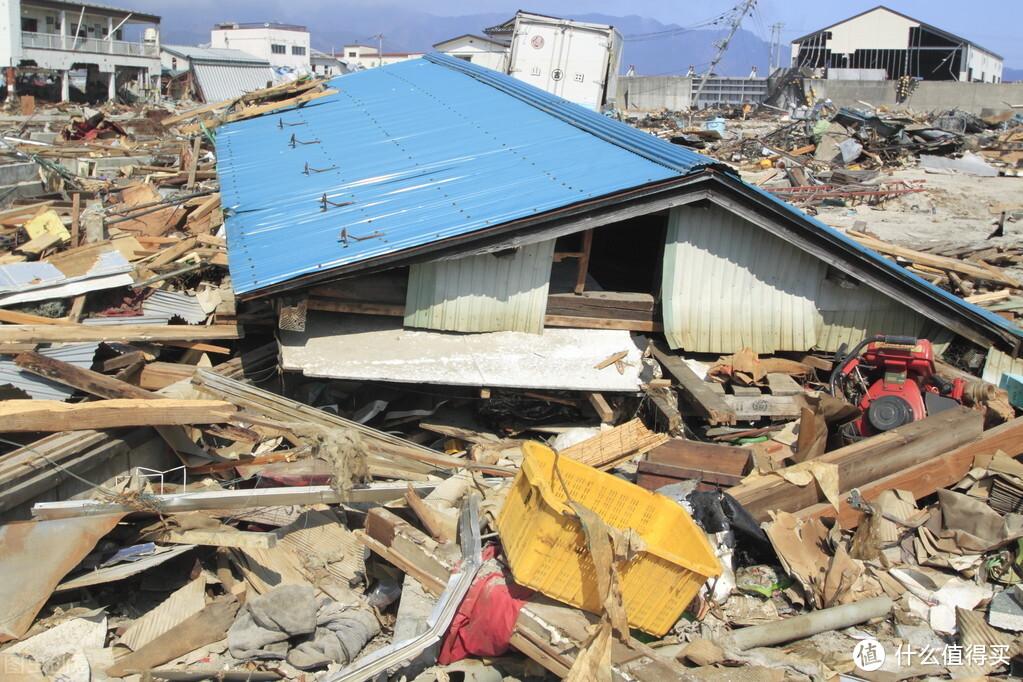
<box><xmin>373</xmin><ymin>32</ymin><xmax>384</xmax><ymax>67</ymax></box>
<box><xmin>692</xmin><ymin>0</ymin><xmax>758</xmax><ymax>109</ymax></box>
<box><xmin>770</xmin><ymin>22</ymin><xmax>785</xmax><ymax>71</ymax></box>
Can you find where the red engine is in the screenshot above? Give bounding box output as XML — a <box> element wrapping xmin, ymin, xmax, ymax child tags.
<box><xmin>829</xmin><ymin>336</ymin><xmax>966</xmax><ymax>437</ymax></box>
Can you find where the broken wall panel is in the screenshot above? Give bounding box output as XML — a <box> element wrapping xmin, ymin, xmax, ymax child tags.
<box><xmin>405</xmin><ymin>239</ymin><xmax>555</xmax><ymax>334</ymax></box>
<box><xmin>662</xmin><ymin>203</ymin><xmax>942</xmax><ymax>354</ymax></box>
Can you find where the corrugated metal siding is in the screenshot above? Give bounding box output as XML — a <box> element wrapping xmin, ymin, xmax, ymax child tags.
<box><xmin>0</xmin><ymin>343</ymin><xmax>99</xmax><ymax>401</ymax></box>
<box><xmin>142</xmin><ymin>290</ymin><xmax>208</xmax><ymax>324</ymax></box>
<box><xmin>983</xmin><ymin>347</ymin><xmax>1023</xmax><ymax>386</ymax></box>
<box><xmin>193</xmin><ymin>63</ymin><xmax>274</xmax><ymax>103</ymax></box>
<box><xmin>405</xmin><ymin>239</ymin><xmax>555</xmax><ymax>333</ymax></box>
<box><xmin>217</xmin><ymin>55</ymin><xmax>719</xmax><ymax>296</ymax></box>
<box><xmin>663</xmin><ymin>204</ymin><xmax>823</xmax><ymax>353</ymax></box>
<box><xmin>662</xmin><ymin>204</ymin><xmax>945</xmax><ymax>354</ymax></box>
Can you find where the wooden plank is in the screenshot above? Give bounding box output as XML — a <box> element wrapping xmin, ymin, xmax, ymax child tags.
<box><xmin>585</xmin><ymin>391</ymin><xmax>613</xmax><ymax>422</ymax></box>
<box><xmin>138</xmin><ymin>362</ymin><xmax>198</xmax><ymax>390</ymax></box>
<box><xmin>646</xmin><ymin>438</ymin><xmax>753</xmax><ymax>476</ymax></box>
<box><xmin>70</xmin><ymin>193</ymin><xmax>80</xmax><ymax>247</ymax></box>
<box><xmin>543</xmin><ymin>314</ymin><xmax>662</xmax><ymax>332</ymax></box>
<box><xmin>594</xmin><ymin>350</ymin><xmax>629</xmax><ymax>370</ymax></box>
<box><xmin>146</xmin><ymin>235</ymin><xmax>198</xmax><ymax>268</ymax></box>
<box><xmin>160</xmin><ymin>528</ymin><xmax>278</xmax><ymax>550</ymax></box>
<box><xmin>796</xmin><ymin>416</ymin><xmax>1023</xmax><ymax>528</ymax></box>
<box><xmin>721</xmin><ymin>394</ymin><xmax>801</xmax><ymax>420</ymax></box>
<box><xmin>307</xmin><ymin>298</ymin><xmax>405</xmax><ymax>317</ymax></box>
<box><xmin>105</xmin><ymin>597</ymin><xmax>240</xmax><ymax>677</ymax></box>
<box><xmin>403</xmin><ymin>484</ymin><xmax>448</xmax><ymax>543</ymax></box>
<box><xmin>637</xmin><ymin>460</ymin><xmax>747</xmax><ymax>488</ymax></box>
<box><xmin>729</xmin><ymin>407</ymin><xmax>984</xmax><ymax>521</ymax></box>
<box><xmin>649</xmin><ymin>342</ymin><xmax>736</xmax><ymax>425</ymax></box>
<box><xmin>765</xmin><ymin>372</ymin><xmax>805</xmax><ymax>396</ymax></box>
<box><xmin>14</xmin><ymin>350</ymin><xmax>157</xmax><ymax>400</ymax></box>
<box><xmin>560</xmin><ymin>418</ymin><xmax>668</xmax><ymax>470</ymax></box>
<box><xmin>0</xmin><ymin>325</ymin><xmax>242</xmax><ymax>344</ymax></box>
<box><xmin>185</xmin><ymin>136</ymin><xmax>201</xmax><ymax>189</ymax></box>
<box><xmin>0</xmin><ymin>201</ymin><xmax>54</xmax><ymax>222</ymax></box>
<box><xmin>0</xmin><ymin>309</ymin><xmax>78</xmax><ymax>326</ymax></box>
<box><xmin>156</xmin><ymin>340</ymin><xmax>232</xmax><ymax>354</ymax></box>
<box><xmin>0</xmin><ymin>399</ymin><xmax>237</xmax><ymax>432</ymax></box>
<box><xmin>848</xmin><ymin>231</ymin><xmax>1021</xmax><ymax>287</ymax></box>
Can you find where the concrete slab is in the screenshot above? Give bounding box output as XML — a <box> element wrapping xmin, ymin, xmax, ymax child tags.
<box><xmin>280</xmin><ymin>311</ymin><xmax>646</xmax><ymax>392</ymax></box>
<box><xmin>988</xmin><ymin>589</ymin><xmax>1023</xmax><ymax>632</ymax></box>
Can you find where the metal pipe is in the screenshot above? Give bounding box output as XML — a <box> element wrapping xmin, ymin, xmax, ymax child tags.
<box><xmin>732</xmin><ymin>596</ymin><xmax>892</xmax><ymax>650</ymax></box>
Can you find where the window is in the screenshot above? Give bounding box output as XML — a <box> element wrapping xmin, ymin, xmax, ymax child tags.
<box><xmin>271</xmin><ymin>44</ymin><xmax>286</xmax><ymax>54</ymax></box>
<box><xmin>21</xmin><ymin>18</ymin><xmax>38</xmax><ymax>32</ymax></box>
<box><xmin>291</xmin><ymin>46</ymin><xmax>305</xmax><ymax>56</ymax></box>
<box><xmin>348</xmin><ymin>51</ymin><xmax>356</xmax><ymax>57</ymax></box>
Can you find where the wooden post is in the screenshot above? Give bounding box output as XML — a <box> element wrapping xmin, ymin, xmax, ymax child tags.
<box><xmin>70</xmin><ymin>192</ymin><xmax>80</xmax><ymax>247</ymax></box>
<box><xmin>573</xmin><ymin>229</ymin><xmax>593</xmax><ymax>294</ymax></box>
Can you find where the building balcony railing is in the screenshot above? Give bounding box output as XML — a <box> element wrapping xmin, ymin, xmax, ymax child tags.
<box><xmin>21</xmin><ymin>31</ymin><xmax>158</xmax><ymax>58</ymax></box>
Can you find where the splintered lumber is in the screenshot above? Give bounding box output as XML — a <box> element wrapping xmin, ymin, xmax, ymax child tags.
<box><xmin>649</xmin><ymin>342</ymin><xmax>736</xmax><ymax>425</ymax></box>
<box><xmin>178</xmin><ymin>89</ymin><xmax>338</xmax><ymax>134</ymax></box>
<box><xmin>106</xmin><ymin>597</ymin><xmax>240</xmax><ymax>677</ymax></box>
<box><xmin>0</xmin><ymin>399</ymin><xmax>236</xmax><ymax>432</ymax></box>
<box><xmin>14</xmin><ymin>350</ymin><xmax>157</xmax><ymax>400</ymax></box>
<box><xmin>559</xmin><ymin>418</ymin><xmax>668</xmax><ymax>470</ymax></box>
<box><xmin>797</xmin><ymin>416</ymin><xmax>1023</xmax><ymax>528</ymax></box>
<box><xmin>0</xmin><ymin>324</ymin><xmax>242</xmax><ymax>345</ymax></box>
<box><xmin>404</xmin><ymin>484</ymin><xmax>448</xmax><ymax>542</ymax></box>
<box><xmin>847</xmin><ymin>230</ymin><xmax>1021</xmax><ymax>288</ymax></box>
<box><xmin>192</xmin><ymin>369</ymin><xmax>515</xmax><ymax>477</ymax></box>
<box><xmin>729</xmin><ymin>406</ymin><xmax>983</xmax><ymax>521</ymax></box>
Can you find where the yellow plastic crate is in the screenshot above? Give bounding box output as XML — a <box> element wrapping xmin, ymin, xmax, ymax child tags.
<box><xmin>497</xmin><ymin>441</ymin><xmax>722</xmax><ymax>636</ymax></box>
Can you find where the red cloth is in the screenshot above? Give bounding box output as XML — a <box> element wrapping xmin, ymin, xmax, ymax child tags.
<box><xmin>437</xmin><ymin>548</ymin><xmax>533</xmax><ymax>664</ymax></box>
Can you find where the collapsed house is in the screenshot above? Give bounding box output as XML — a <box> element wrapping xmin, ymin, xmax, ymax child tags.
<box><xmin>216</xmin><ymin>54</ymin><xmax>1023</xmax><ymax>401</ymax></box>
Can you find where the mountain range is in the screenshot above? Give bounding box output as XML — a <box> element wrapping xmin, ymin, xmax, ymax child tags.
<box><xmin>156</xmin><ymin>8</ymin><xmax>776</xmax><ymax>77</ymax></box>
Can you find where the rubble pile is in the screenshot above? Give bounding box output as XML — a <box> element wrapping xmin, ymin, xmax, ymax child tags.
<box><xmin>1</xmin><ymin>72</ymin><xmax>1023</xmax><ymax>682</ymax></box>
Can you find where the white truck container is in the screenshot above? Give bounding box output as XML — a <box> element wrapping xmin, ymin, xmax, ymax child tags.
<box><xmin>505</xmin><ymin>12</ymin><xmax>623</xmax><ymax>112</ymax></box>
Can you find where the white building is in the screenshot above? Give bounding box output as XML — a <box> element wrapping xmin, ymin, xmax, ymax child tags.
<box><xmin>790</xmin><ymin>6</ymin><xmax>1003</xmax><ymax>83</ymax></box>
<box><xmin>310</xmin><ymin>48</ymin><xmax>356</xmax><ymax>77</ymax></box>
<box><xmin>432</xmin><ymin>34</ymin><xmax>508</xmax><ymax>72</ymax></box>
<box><xmin>0</xmin><ymin>0</ymin><xmax>161</xmax><ymax>102</ymax></box>
<box><xmin>211</xmin><ymin>22</ymin><xmax>310</xmax><ymax>73</ymax></box>
<box><xmin>339</xmin><ymin>44</ymin><xmax>422</xmax><ymax>69</ymax></box>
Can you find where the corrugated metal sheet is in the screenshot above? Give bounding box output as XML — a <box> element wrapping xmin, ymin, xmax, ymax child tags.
<box><xmin>163</xmin><ymin>45</ymin><xmax>268</xmax><ymax>64</ymax></box>
<box><xmin>983</xmin><ymin>347</ymin><xmax>1023</xmax><ymax>386</ymax></box>
<box><xmin>193</xmin><ymin>63</ymin><xmax>275</xmax><ymax>103</ymax></box>
<box><xmin>141</xmin><ymin>289</ymin><xmax>209</xmax><ymax>324</ymax></box>
<box><xmin>405</xmin><ymin>239</ymin><xmax>555</xmax><ymax>333</ymax></box>
<box><xmin>0</xmin><ymin>251</ymin><xmax>133</xmax><ymax>306</ymax></box>
<box><xmin>662</xmin><ymin>204</ymin><xmax>949</xmax><ymax>354</ymax></box>
<box><xmin>82</xmin><ymin>315</ymin><xmax>171</xmax><ymax>326</ymax></box>
<box><xmin>0</xmin><ymin>343</ymin><xmax>100</xmax><ymax>401</ymax></box>
<box><xmin>217</xmin><ymin>54</ymin><xmax>719</xmax><ymax>296</ymax></box>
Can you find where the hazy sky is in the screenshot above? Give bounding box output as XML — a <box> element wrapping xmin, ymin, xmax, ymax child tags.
<box><xmin>117</xmin><ymin>1</ymin><xmax>1023</xmax><ymax>67</ymax></box>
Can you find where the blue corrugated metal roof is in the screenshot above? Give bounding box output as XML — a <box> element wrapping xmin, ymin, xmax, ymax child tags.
<box><xmin>217</xmin><ymin>54</ymin><xmax>720</xmax><ymax>296</ymax></box>
<box><xmin>215</xmin><ymin>52</ymin><xmax>1022</xmax><ymax>346</ymax></box>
